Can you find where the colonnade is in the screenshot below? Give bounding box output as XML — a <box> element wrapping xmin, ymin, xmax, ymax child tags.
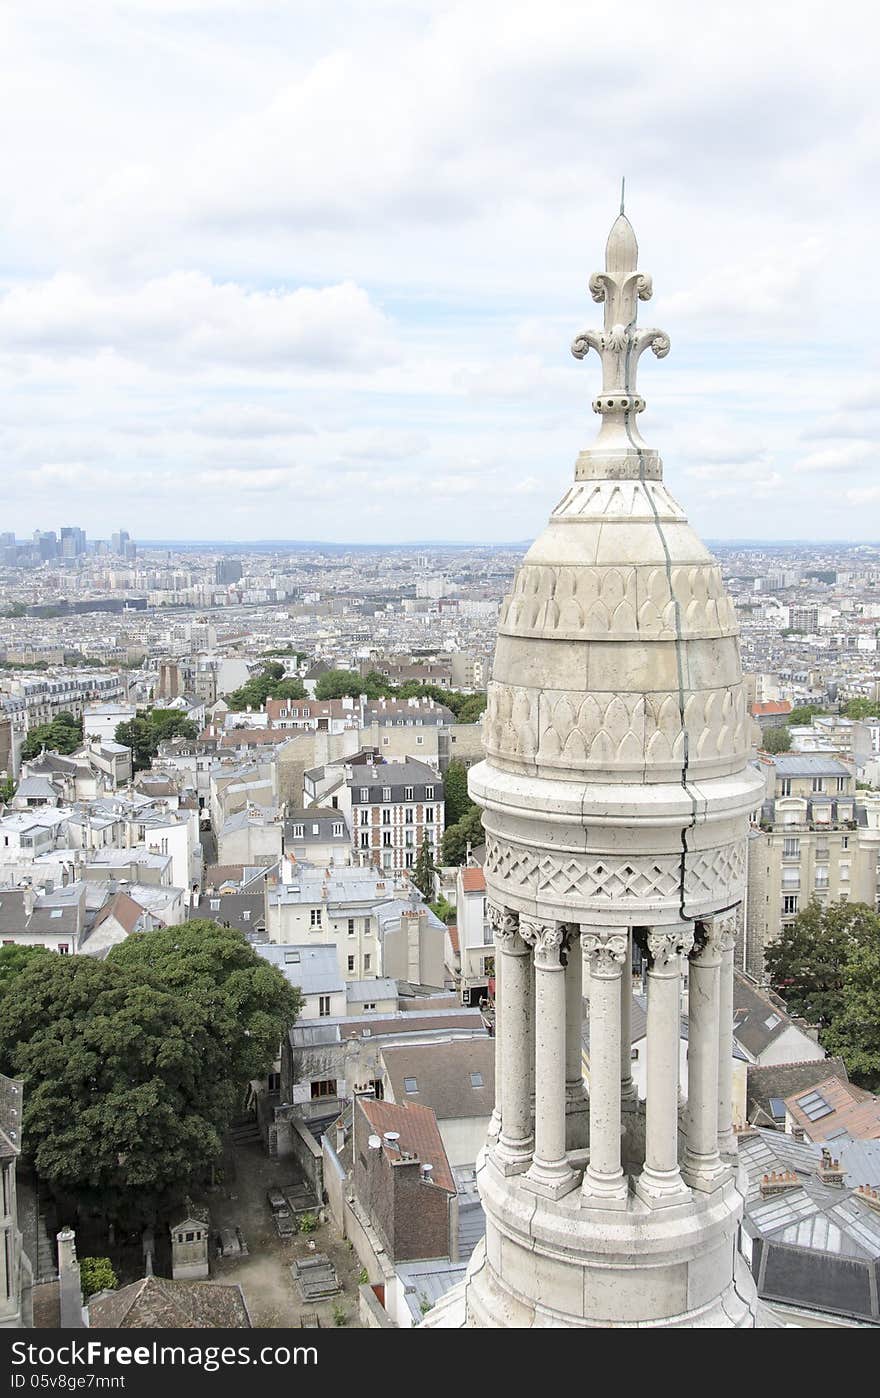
<box><xmin>487</xmin><ymin>905</ymin><xmax>738</xmax><ymax>1204</ymax></box>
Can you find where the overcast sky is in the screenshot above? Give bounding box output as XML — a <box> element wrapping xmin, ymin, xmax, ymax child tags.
<box><xmin>1</xmin><ymin>0</ymin><xmax>878</xmax><ymax>544</ymax></box>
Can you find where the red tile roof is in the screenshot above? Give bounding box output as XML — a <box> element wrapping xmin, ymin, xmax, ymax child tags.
<box><xmin>460</xmin><ymin>867</ymin><xmax>486</xmax><ymax>892</ymax></box>
<box><xmin>750</xmin><ymin>701</ymin><xmax>793</xmax><ymax>716</ymax></box>
<box><xmin>359</xmin><ymin>1098</ymin><xmax>455</xmax><ymax>1193</ymax></box>
<box><xmin>446</xmin><ymin>924</ymin><xmax>459</xmax><ymax>954</ymax></box>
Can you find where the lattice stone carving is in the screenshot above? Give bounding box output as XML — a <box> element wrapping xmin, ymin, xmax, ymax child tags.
<box><xmin>484</xmin><ymin>836</ymin><xmax>541</xmax><ymax>892</ymax></box>
<box><xmin>538</xmin><ymin>851</ymin><xmax>681</xmax><ymax>902</ymax></box>
<box><xmin>683</xmin><ymin>842</ymin><xmax>746</xmax><ymax>902</ymax></box>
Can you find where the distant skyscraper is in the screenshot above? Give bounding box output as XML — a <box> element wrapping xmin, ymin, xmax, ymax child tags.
<box><xmin>215</xmin><ymin>559</ymin><xmax>243</xmax><ymax>586</ymax></box>
<box><xmin>60</xmin><ymin>526</ymin><xmax>86</xmax><ymax>559</ymax></box>
<box><xmin>111</xmin><ymin>530</ymin><xmax>130</xmax><ymax>555</ymax></box>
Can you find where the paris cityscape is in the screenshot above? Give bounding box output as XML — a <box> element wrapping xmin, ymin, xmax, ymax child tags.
<box><xmin>2</xmin><ymin>0</ymin><xmax>879</xmax><ymax>1361</ymax></box>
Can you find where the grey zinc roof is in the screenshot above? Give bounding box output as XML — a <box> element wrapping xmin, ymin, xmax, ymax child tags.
<box><xmin>257</xmin><ymin>943</ymin><xmax>343</xmax><ymax>996</ymax></box>
<box><xmin>347</xmin><ymin>977</ymin><xmax>397</xmax><ymax>1002</ymax></box>
<box><xmin>381</xmin><ymin>1038</ymin><xmax>495</xmax><ymax>1120</ymax></box>
<box><xmin>768</xmin><ymin>755</ymin><xmax>852</xmax><ymax>777</ymax></box>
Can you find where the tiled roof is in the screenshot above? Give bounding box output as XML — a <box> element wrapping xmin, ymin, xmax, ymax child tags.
<box><xmin>460</xmin><ymin>868</ymin><xmax>486</xmax><ymax>893</ymax></box>
<box><xmin>359</xmin><ymin>1097</ymin><xmax>456</xmax><ymax>1193</ymax></box>
<box><xmin>750</xmin><ymin>700</ymin><xmax>793</xmax><ymax>716</ymax></box>
<box><xmin>381</xmin><ymin>1039</ymin><xmax>495</xmax><ymax>1122</ymax></box>
<box><xmin>89</xmin><ymin>1276</ymin><xmax>251</xmax><ymax>1328</ymax></box>
<box><xmin>785</xmin><ymin>1075</ymin><xmax>880</xmax><ymax>1143</ymax></box>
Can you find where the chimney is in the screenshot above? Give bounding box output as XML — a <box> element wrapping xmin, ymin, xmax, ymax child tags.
<box><xmin>57</xmin><ymin>1228</ymin><xmax>85</xmax><ymax>1329</ymax></box>
<box><xmin>22</xmin><ymin>881</ymin><xmax>35</xmax><ymax>919</ymax></box>
<box><xmin>817</xmin><ymin>1148</ymin><xmax>846</xmax><ymax>1187</ymax></box>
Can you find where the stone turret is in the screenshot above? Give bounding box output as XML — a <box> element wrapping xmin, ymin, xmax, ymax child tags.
<box><xmin>425</xmin><ymin>205</ymin><xmax>766</xmax><ymax>1329</ymax></box>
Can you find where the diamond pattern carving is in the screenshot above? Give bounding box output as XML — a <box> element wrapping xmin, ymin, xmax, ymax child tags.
<box><xmin>684</xmin><ymin>842</ymin><xmax>746</xmax><ymax>901</ymax></box>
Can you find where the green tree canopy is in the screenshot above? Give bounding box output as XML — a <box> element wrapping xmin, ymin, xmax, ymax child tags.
<box><xmin>22</xmin><ymin>713</ymin><xmax>83</xmax><ymax>761</ymax></box>
<box><xmin>443</xmin><ymin>759</ymin><xmax>474</xmax><ymax>827</ymax></box>
<box><xmin>822</xmin><ymin>938</ymin><xmax>880</xmax><ymax>1090</ymax></box>
<box><xmin>411</xmin><ymin>834</ymin><xmax>436</xmax><ymax>901</ymax></box>
<box><xmin>843</xmin><ymin>697</ymin><xmax>880</xmax><ymax>720</ymax></box>
<box><xmin>0</xmin><ymin>943</ymin><xmax>48</xmax><ymax>1000</ymax></box>
<box><xmin>115</xmin><ymin>710</ymin><xmax>198</xmax><ymax>771</ymax></box>
<box><xmin>765</xmin><ymin>900</ymin><xmax>878</xmax><ymax>1029</ymax></box>
<box><xmin>225</xmin><ymin>665</ymin><xmax>306</xmax><ymax>711</ymax></box>
<box><xmin>314</xmin><ymin>669</ymin><xmax>366</xmax><ymax>700</ymax></box>
<box><xmin>0</xmin><ymin>923</ymin><xmax>301</xmax><ymax>1227</ymax></box>
<box><xmin>788</xmin><ymin>704</ymin><xmax>829</xmax><ymax>726</ymax></box>
<box><xmin>762</xmin><ymin>725</ymin><xmax>792</xmax><ymax>753</ymax></box>
<box><xmin>80</xmin><ymin>1257</ymin><xmax>118</xmax><ymax>1301</ymax></box>
<box><xmin>441</xmin><ymin>804</ymin><xmax>484</xmax><ymax>866</ymax></box>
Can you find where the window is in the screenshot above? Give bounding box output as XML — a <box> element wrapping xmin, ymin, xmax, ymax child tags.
<box><xmin>364</xmin><ymin>1002</ymin><xmax>376</xmax><ymax>1013</ymax></box>
<box><xmin>417</xmin><ymin>736</ymin><xmax>423</xmax><ymax>745</ymax></box>
<box><xmin>382</xmin><ymin>809</ymin><xmax>391</xmax><ymax>825</ymax></box>
<box><xmin>425</xmin><ymin>785</ymin><xmax>434</xmax><ymax>800</ymax></box>
<box><xmin>405</xmin><ymin>785</ymin><xmax>414</xmax><ymax>800</ymax></box>
<box><xmin>403</xmin><ymin>1076</ymin><xmax>418</xmax><ymax>1094</ymax></box>
<box><xmin>360</xmin><ymin>787</ymin><xmax>369</xmax><ymax>803</ymax></box>
<box><xmin>783</xmin><ymin>894</ymin><xmax>799</xmax><ymax>915</ymax></box>
<box><xmin>470</xmin><ymin>1072</ymin><xmax>484</xmax><ymax>1088</ymax></box>
<box><xmin>310</xmin><ymin>1079</ymin><xmax>337</xmax><ymax>1099</ymax></box>
<box><xmin>333</xmin><ymin>823</ymin><xmax>344</xmax><ymax>837</ymax></box>
<box><xmin>361</xmin><ymin>808</ymin><xmax>370</xmax><ymax>825</ymax></box>
<box><xmin>405</xmin><ymin>830</ymin><xmax>414</xmax><ymax>847</ymax></box>
<box><xmin>57</xmin><ymin>944</ymin><xmax>70</xmax><ymax>954</ymax></box>
<box><xmin>50</xmin><ymin>908</ymin><xmax>63</xmax><ymax>919</ymax></box>
<box><xmin>312</xmin><ymin>823</ymin><xmax>320</xmax><ymax>835</ymax></box>
<box><xmin>382</xmin><ymin>852</ymin><xmax>392</xmax><ymax>869</ymax></box>
<box><xmin>780</xmin><ymin>778</ymin><xmax>792</xmax><ymax>796</ymax></box>
<box><xmin>364</xmin><ymin>953</ymin><xmax>371</xmax><ymax>971</ymax></box>
<box><xmin>284</xmin><ymin>951</ymin><xmax>301</xmax><ymax>964</ymax></box>
<box><xmin>405</xmin><ymin>807</ymin><xmax>414</xmax><ymax>824</ymax></box>
<box><xmin>382</xmin><ymin>786</ymin><xmax>391</xmax><ymax>802</ymax></box>
<box><xmin>242</xmin><ymin>909</ymin><xmax>251</xmax><ymax>921</ymax></box>
<box><xmin>383</xmin><ymin>831</ymin><xmax>392</xmax><ymax>847</ymax></box>
<box><xmin>812</xmin><ymin>777</ymin><xmax>824</xmax><ymax>793</ymax></box>
<box><xmin>319</xmin><ymin>995</ymin><xmax>331</xmax><ymax>1017</ymax></box>
<box><xmin>425</xmin><ymin>807</ymin><xmax>434</xmax><ymax>823</ymax></box>
<box><xmin>348</xmin><ymin>918</ymin><xmax>355</xmax><ymax>936</ymax></box>
<box><xmin>782</xmin><ymin>837</ymin><xmax>799</xmax><ymax>858</ymax></box>
<box><xmin>840</xmin><ymin>863</ymin><xmax>850</xmax><ymax>881</ymax></box>
<box><xmin>837</xmin><ymin>776</ymin><xmax>846</xmax><ymax>792</ymax></box>
<box><xmin>292</xmin><ymin>823</ymin><xmax>304</xmax><ymax>839</ymax></box>
<box><xmin>210</xmin><ymin>898</ymin><xmax>221</xmax><ymax>911</ymax></box>
<box><xmin>360</xmin><ymin>831</ymin><xmax>370</xmax><ymax>849</ymax></box>
<box><xmin>347</xmin><ymin>955</ymin><xmax>355</xmax><ymax>972</ymax></box>
<box><xmin>310</xmin><ymin>908</ymin><xmax>322</xmax><ymax>927</ymax></box>
<box><xmin>841</xmin><ymin>835</ymin><xmax>849</xmax><ymax>850</ymax></box>
<box><xmin>405</xmin><ymin>851</ymin><xmax>414</xmax><ymax>868</ymax></box>
<box><xmin>382</xmin><ymin>736</ymin><xmax>389</xmax><ymax>746</ymax></box>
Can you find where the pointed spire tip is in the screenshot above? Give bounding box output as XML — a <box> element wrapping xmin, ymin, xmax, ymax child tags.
<box><xmin>620</xmin><ymin>176</ymin><xmax>625</xmax><ymax>217</ymax></box>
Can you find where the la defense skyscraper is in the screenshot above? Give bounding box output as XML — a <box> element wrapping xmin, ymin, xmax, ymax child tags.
<box><xmin>426</xmin><ymin>209</ymin><xmax>768</xmax><ymax>1328</ymax></box>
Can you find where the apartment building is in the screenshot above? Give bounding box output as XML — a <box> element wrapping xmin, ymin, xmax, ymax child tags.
<box><xmin>744</xmin><ymin>754</ymin><xmax>880</xmax><ymax>976</ymax></box>
<box><xmin>348</xmin><ymin>759</ymin><xmax>444</xmax><ymax>874</ymax></box>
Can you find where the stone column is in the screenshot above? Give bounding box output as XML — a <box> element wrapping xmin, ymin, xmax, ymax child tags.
<box><xmin>620</xmin><ymin>929</ymin><xmax>638</xmax><ymax>1112</ymax></box>
<box><xmin>636</xmin><ymin>925</ymin><xmax>693</xmax><ymax>1206</ymax></box>
<box><xmin>565</xmin><ymin>926</ymin><xmax>589</xmax><ymax>1150</ymax></box>
<box><xmin>523</xmin><ymin>920</ymin><xmax>577</xmax><ymax>1198</ymax></box>
<box><xmin>493</xmin><ymin>909</ymin><xmax>533</xmax><ymax>1174</ymax></box>
<box><xmin>581</xmin><ymin>927</ymin><xmax>628</xmax><ymax>1207</ymax></box>
<box><xmin>717</xmin><ymin>914</ymin><xmax>739</xmax><ymax>1155</ymax></box>
<box><xmin>486</xmin><ymin>904</ymin><xmax>504</xmax><ymax>1143</ymax></box>
<box><xmin>683</xmin><ymin>920</ymin><xmax>728</xmax><ymax>1191</ymax></box>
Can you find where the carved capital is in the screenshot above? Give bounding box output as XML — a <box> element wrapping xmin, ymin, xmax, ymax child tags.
<box><xmin>487</xmin><ymin>902</ymin><xmax>519</xmax><ymax>948</ymax></box>
<box><xmin>718</xmin><ymin>912</ymin><xmax>739</xmax><ymax>955</ymax></box>
<box><xmin>580</xmin><ymin>928</ymin><xmax>628</xmax><ymax>977</ymax></box>
<box><xmin>646</xmin><ymin>926</ymin><xmax>694</xmax><ymax>972</ymax></box>
<box><xmin>520</xmin><ymin>918</ymin><xmax>568</xmax><ymax>967</ymax></box>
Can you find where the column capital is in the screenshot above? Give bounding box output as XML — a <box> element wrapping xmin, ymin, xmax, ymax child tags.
<box><xmin>520</xmin><ymin>917</ymin><xmax>568</xmax><ymax>968</ymax></box>
<box><xmin>580</xmin><ymin>926</ymin><xmax>628</xmax><ymax>978</ymax></box>
<box><xmin>690</xmin><ymin>919</ymin><xmax>724</xmax><ymax>967</ymax></box>
<box><xmin>646</xmin><ymin>924</ymin><xmax>694</xmax><ymax>973</ymax></box>
<box><xmin>487</xmin><ymin>901</ymin><xmax>519</xmax><ymax>946</ymax></box>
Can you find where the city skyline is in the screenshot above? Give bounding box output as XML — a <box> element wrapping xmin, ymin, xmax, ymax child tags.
<box><xmin>1</xmin><ymin>2</ymin><xmax>878</xmax><ymax>544</ymax></box>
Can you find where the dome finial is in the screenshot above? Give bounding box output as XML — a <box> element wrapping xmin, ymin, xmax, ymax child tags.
<box><xmin>570</xmin><ymin>199</ymin><xmax>670</xmax><ymax>442</ymax></box>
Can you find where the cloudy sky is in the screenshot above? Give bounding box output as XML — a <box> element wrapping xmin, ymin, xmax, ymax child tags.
<box><xmin>1</xmin><ymin>0</ymin><xmax>878</xmax><ymax>543</ymax></box>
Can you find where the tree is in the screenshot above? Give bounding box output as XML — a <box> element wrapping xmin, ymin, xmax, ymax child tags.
<box><xmin>22</xmin><ymin>713</ymin><xmax>83</xmax><ymax>761</ymax></box>
<box><xmin>764</xmin><ymin>900</ymin><xmax>878</xmax><ymax>1028</ymax></box>
<box><xmin>0</xmin><ymin>776</ymin><xmax>15</xmax><ymax>804</ymax></box>
<box><xmin>843</xmin><ymin>697</ymin><xmax>880</xmax><ymax>720</ymax></box>
<box><xmin>0</xmin><ymin>924</ymin><xmax>302</xmax><ymax>1227</ymax></box>
<box><xmin>411</xmin><ymin>835</ymin><xmax>436</xmax><ymax>901</ymax></box>
<box><xmin>226</xmin><ymin>666</ymin><xmax>305</xmax><ymax>711</ymax></box>
<box><xmin>80</xmin><ymin>1257</ymin><xmax>118</xmax><ymax>1300</ymax></box>
<box><xmin>822</xmin><ymin>939</ymin><xmax>880</xmax><ymax>1089</ymax></box>
<box><xmin>115</xmin><ymin>711</ymin><xmax>198</xmax><ymax>771</ymax></box>
<box><xmin>0</xmin><ymin>944</ymin><xmax>48</xmax><ymax>1001</ymax></box>
<box><xmin>762</xmin><ymin>726</ymin><xmax>792</xmax><ymax>753</ymax></box>
<box><xmin>314</xmin><ymin>669</ymin><xmax>365</xmax><ymax>700</ymax></box>
<box><xmin>443</xmin><ymin>759</ymin><xmax>474</xmax><ymax>826</ymax></box>
<box><xmin>107</xmin><ymin>921</ymin><xmax>302</xmax><ymax>1089</ymax></box>
<box><xmin>441</xmin><ymin>805</ymin><xmax>484</xmax><ymax>866</ymax></box>
<box><xmin>788</xmin><ymin>704</ymin><xmax>828</xmax><ymax>726</ymax></box>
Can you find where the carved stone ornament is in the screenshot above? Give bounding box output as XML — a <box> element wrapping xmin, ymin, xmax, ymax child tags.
<box><xmin>646</xmin><ymin>926</ymin><xmax>694</xmax><ymax>970</ymax></box>
<box><xmin>570</xmin><ymin>211</ymin><xmax>669</xmax><ymax>421</ymax></box>
<box><xmin>580</xmin><ymin>929</ymin><xmax>628</xmax><ymax>976</ymax></box>
<box><xmin>519</xmin><ymin>918</ymin><xmax>568</xmax><ymax>965</ymax></box>
<box><xmin>487</xmin><ymin>902</ymin><xmax>519</xmax><ymax>946</ymax></box>
<box><xmin>718</xmin><ymin>911</ymin><xmax>739</xmax><ymax>954</ymax></box>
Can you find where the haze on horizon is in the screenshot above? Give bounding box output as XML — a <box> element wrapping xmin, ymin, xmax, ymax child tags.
<box><xmin>1</xmin><ymin>1</ymin><xmax>878</xmax><ymax>545</ymax></box>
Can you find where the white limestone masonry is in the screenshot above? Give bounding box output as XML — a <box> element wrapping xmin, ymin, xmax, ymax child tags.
<box><xmin>424</xmin><ymin>208</ymin><xmax>767</xmax><ymax>1329</ymax></box>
